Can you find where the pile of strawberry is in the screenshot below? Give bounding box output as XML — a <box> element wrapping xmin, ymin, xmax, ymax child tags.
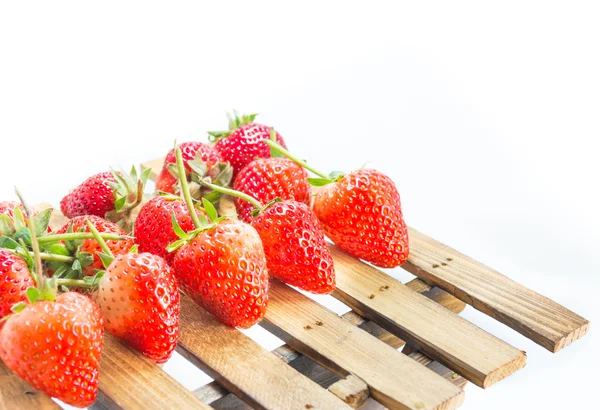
<box><xmin>0</xmin><ymin>112</ymin><xmax>409</xmax><ymax>407</ymax></box>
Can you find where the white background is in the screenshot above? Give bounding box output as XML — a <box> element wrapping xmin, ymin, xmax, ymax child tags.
<box><xmin>1</xmin><ymin>1</ymin><xmax>598</xmax><ymax>409</ymax></box>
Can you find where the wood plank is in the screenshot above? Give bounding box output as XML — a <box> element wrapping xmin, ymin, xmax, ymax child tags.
<box><xmin>177</xmin><ymin>294</ymin><xmax>351</xmax><ymax>410</ymax></box>
<box><xmin>262</xmin><ymin>281</ymin><xmax>465</xmax><ymax>410</ymax></box>
<box><xmin>95</xmin><ymin>333</ymin><xmax>209</xmax><ymax>410</ymax></box>
<box><xmin>403</xmin><ymin>227</ymin><xmax>590</xmax><ymax>352</ymax></box>
<box><xmin>141</xmin><ymin>157</ymin><xmax>164</xmax><ymax>182</ymax></box>
<box><xmin>192</xmin><ymin>279</ymin><xmax>468</xmax><ymax>407</ymax></box>
<box><xmin>0</xmin><ymin>361</ymin><xmax>60</xmax><ymax>410</ymax></box>
<box><xmin>330</xmin><ymin>245</ymin><xmax>526</xmax><ymax>388</ymax></box>
<box><xmin>328</xmin><ymin>375</ymin><xmax>369</xmax><ymax>409</ymax></box>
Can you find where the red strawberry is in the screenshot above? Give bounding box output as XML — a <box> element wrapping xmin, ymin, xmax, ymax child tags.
<box><xmin>251</xmin><ymin>201</ymin><xmax>335</xmax><ymax>294</ymax></box>
<box><xmin>0</xmin><ymin>292</ymin><xmax>103</xmax><ymax>408</ymax></box>
<box><xmin>94</xmin><ymin>252</ymin><xmax>179</xmax><ymax>364</ymax></box>
<box><xmin>0</xmin><ymin>201</ymin><xmax>26</xmax><ymax>219</ymax></box>
<box><xmin>313</xmin><ymin>169</ymin><xmax>409</xmax><ymax>268</ymax></box>
<box><xmin>55</xmin><ymin>215</ymin><xmax>134</xmax><ymax>276</ymax></box>
<box><xmin>233</xmin><ymin>157</ymin><xmax>311</xmax><ymax>223</ymax></box>
<box><xmin>210</xmin><ymin>112</ymin><xmax>287</xmax><ymax>177</ymax></box>
<box><xmin>60</xmin><ymin>168</ymin><xmax>150</xmax><ymax>232</ymax></box>
<box><xmin>0</xmin><ymin>250</ymin><xmax>35</xmax><ymax>327</ymax></box>
<box><xmin>0</xmin><ymin>201</ymin><xmax>49</xmax><ymax>237</ymax></box>
<box><xmin>173</xmin><ymin>217</ymin><xmax>269</xmax><ymax>328</ymax></box>
<box><xmin>156</xmin><ymin>141</ymin><xmax>225</xmax><ymax>194</ymax></box>
<box><xmin>134</xmin><ymin>195</ymin><xmax>205</xmax><ymax>265</ymax></box>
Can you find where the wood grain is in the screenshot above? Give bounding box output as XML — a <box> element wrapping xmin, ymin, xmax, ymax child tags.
<box><xmin>177</xmin><ymin>294</ymin><xmax>351</xmax><ymax>410</ymax></box>
<box><xmin>331</xmin><ymin>245</ymin><xmax>526</xmax><ymax>388</ymax></box>
<box><xmin>262</xmin><ymin>281</ymin><xmax>465</xmax><ymax>410</ymax></box>
<box><xmin>403</xmin><ymin>227</ymin><xmax>589</xmax><ymax>352</ymax></box>
<box><xmin>95</xmin><ymin>333</ymin><xmax>209</xmax><ymax>410</ymax></box>
<box><xmin>194</xmin><ymin>278</ymin><xmax>468</xmax><ymax>408</ymax></box>
<box><xmin>0</xmin><ymin>361</ymin><xmax>60</xmax><ymax>410</ymax></box>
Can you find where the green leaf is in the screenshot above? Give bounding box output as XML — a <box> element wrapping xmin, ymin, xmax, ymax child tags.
<box><xmin>114</xmin><ymin>196</ymin><xmax>127</xmax><ymax>212</ymax></box>
<box><xmin>171</xmin><ymin>212</ymin><xmax>188</xmax><ymax>240</ymax></box>
<box><xmin>26</xmin><ymin>287</ymin><xmax>40</xmax><ymax>304</ymax></box>
<box><xmin>130</xmin><ymin>165</ymin><xmax>138</xmax><ymax>182</ymax></box>
<box><xmin>307</xmin><ymin>177</ymin><xmax>334</xmax><ymax>187</ymax></box>
<box><xmin>99</xmin><ymin>252</ymin><xmax>114</xmax><ymax>269</ymax></box>
<box><xmin>0</xmin><ymin>236</ymin><xmax>20</xmax><ymax>250</ymax></box>
<box><xmin>140</xmin><ymin>167</ymin><xmax>152</xmax><ymax>185</ymax></box>
<box><xmin>328</xmin><ymin>171</ymin><xmax>345</xmax><ymax>180</ymax></box>
<box><xmin>166</xmin><ymin>239</ymin><xmax>186</xmax><ymax>253</ymax></box>
<box><xmin>83</xmin><ymin>270</ymin><xmax>104</xmax><ymax>287</ymax></box>
<box><xmin>202</xmin><ymin>198</ymin><xmax>218</xmax><ymax>223</ymax></box>
<box><xmin>10</xmin><ymin>302</ymin><xmax>27</xmax><ymax>313</ymax></box>
<box><xmin>129</xmin><ymin>244</ymin><xmax>139</xmax><ymax>253</ymax></box>
<box><xmin>13</xmin><ymin>228</ymin><xmax>31</xmax><ymax>245</ymax></box>
<box><xmin>0</xmin><ymin>214</ymin><xmax>15</xmax><ymax>236</ymax></box>
<box><xmin>111</xmin><ymin>168</ymin><xmax>130</xmax><ymax>193</ymax></box>
<box><xmin>33</xmin><ymin>208</ymin><xmax>53</xmax><ymax>236</ymax></box>
<box><xmin>45</xmin><ymin>243</ymin><xmax>69</xmax><ymax>256</ymax></box>
<box><xmin>72</xmin><ymin>259</ymin><xmax>82</xmax><ymax>273</ymax></box>
<box><xmin>40</xmin><ymin>278</ymin><xmax>56</xmax><ymax>302</ymax></box>
<box><xmin>77</xmin><ymin>252</ymin><xmax>94</xmax><ymax>268</ymax></box>
<box><xmin>12</xmin><ymin>206</ymin><xmax>26</xmax><ymax>231</ymax></box>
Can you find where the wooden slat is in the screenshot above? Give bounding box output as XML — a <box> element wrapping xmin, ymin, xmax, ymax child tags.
<box><xmin>0</xmin><ymin>361</ymin><xmax>60</xmax><ymax>410</ymax></box>
<box><xmin>94</xmin><ymin>334</ymin><xmax>209</xmax><ymax>410</ymax></box>
<box><xmin>330</xmin><ymin>246</ymin><xmax>526</xmax><ymax>389</ymax></box>
<box><xmin>177</xmin><ymin>294</ymin><xmax>351</xmax><ymax>410</ymax></box>
<box><xmin>403</xmin><ymin>227</ymin><xmax>590</xmax><ymax>352</ymax></box>
<box><xmin>193</xmin><ymin>279</ymin><xmax>467</xmax><ymax>409</ymax></box>
<box><xmin>262</xmin><ymin>281</ymin><xmax>465</xmax><ymax>410</ymax></box>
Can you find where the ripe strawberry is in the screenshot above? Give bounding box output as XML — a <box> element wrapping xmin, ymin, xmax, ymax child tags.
<box><xmin>134</xmin><ymin>195</ymin><xmax>205</xmax><ymax>265</ymax></box>
<box><xmin>233</xmin><ymin>157</ymin><xmax>311</xmax><ymax>223</ymax></box>
<box><xmin>94</xmin><ymin>252</ymin><xmax>179</xmax><ymax>364</ymax></box>
<box><xmin>313</xmin><ymin>169</ymin><xmax>409</xmax><ymax>268</ymax></box>
<box><xmin>210</xmin><ymin>112</ymin><xmax>287</xmax><ymax>177</ymax></box>
<box><xmin>60</xmin><ymin>167</ymin><xmax>150</xmax><ymax>232</ymax></box>
<box><xmin>156</xmin><ymin>141</ymin><xmax>225</xmax><ymax>194</ymax></box>
<box><xmin>0</xmin><ymin>250</ymin><xmax>35</xmax><ymax>327</ymax></box>
<box><xmin>0</xmin><ymin>292</ymin><xmax>103</xmax><ymax>408</ymax></box>
<box><xmin>251</xmin><ymin>201</ymin><xmax>335</xmax><ymax>293</ymax></box>
<box><xmin>55</xmin><ymin>215</ymin><xmax>134</xmax><ymax>276</ymax></box>
<box><xmin>173</xmin><ymin>218</ymin><xmax>269</xmax><ymax>328</ymax></box>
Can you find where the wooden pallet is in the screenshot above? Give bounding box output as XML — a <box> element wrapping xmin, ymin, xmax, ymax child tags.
<box><xmin>0</xmin><ymin>158</ymin><xmax>588</xmax><ymax>410</ymax></box>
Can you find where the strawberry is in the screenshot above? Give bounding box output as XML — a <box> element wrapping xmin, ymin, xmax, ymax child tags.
<box><xmin>156</xmin><ymin>141</ymin><xmax>226</xmax><ymax>195</ymax></box>
<box><xmin>134</xmin><ymin>195</ymin><xmax>205</xmax><ymax>265</ymax></box>
<box><xmin>251</xmin><ymin>200</ymin><xmax>335</xmax><ymax>293</ymax></box>
<box><xmin>265</xmin><ymin>140</ymin><xmax>409</xmax><ymax>268</ymax></box>
<box><xmin>55</xmin><ymin>215</ymin><xmax>134</xmax><ymax>276</ymax></box>
<box><xmin>233</xmin><ymin>157</ymin><xmax>311</xmax><ymax>223</ymax></box>
<box><xmin>173</xmin><ymin>217</ymin><xmax>269</xmax><ymax>328</ymax></box>
<box><xmin>209</xmin><ymin>112</ymin><xmax>287</xmax><ymax>177</ymax></box>
<box><xmin>0</xmin><ymin>250</ymin><xmax>35</xmax><ymax>327</ymax></box>
<box><xmin>169</xmin><ymin>143</ymin><xmax>269</xmax><ymax>328</ymax></box>
<box><xmin>60</xmin><ymin>167</ymin><xmax>150</xmax><ymax>232</ymax></box>
<box><xmin>0</xmin><ymin>201</ymin><xmax>26</xmax><ymax>220</ymax></box>
<box><xmin>312</xmin><ymin>169</ymin><xmax>409</xmax><ymax>268</ymax></box>
<box><xmin>94</xmin><ymin>252</ymin><xmax>179</xmax><ymax>364</ymax></box>
<box><xmin>0</xmin><ymin>291</ymin><xmax>103</xmax><ymax>408</ymax></box>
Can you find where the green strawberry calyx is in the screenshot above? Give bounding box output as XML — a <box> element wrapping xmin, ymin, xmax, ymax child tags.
<box><xmin>105</xmin><ymin>166</ymin><xmax>152</xmax><ymax>233</ymax></box>
<box><xmin>207</xmin><ymin>110</ymin><xmax>259</xmax><ymax>142</ymax></box>
<box><xmin>196</xmin><ymin>179</ymin><xmax>281</xmax><ymax>218</ymax></box>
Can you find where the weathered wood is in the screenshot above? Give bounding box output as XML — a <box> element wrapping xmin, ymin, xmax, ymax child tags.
<box><xmin>193</xmin><ymin>278</ymin><xmax>468</xmax><ymax>406</ymax></box>
<box><xmin>0</xmin><ymin>361</ymin><xmax>60</xmax><ymax>410</ymax></box>
<box><xmin>94</xmin><ymin>333</ymin><xmax>209</xmax><ymax>410</ymax></box>
<box><xmin>328</xmin><ymin>375</ymin><xmax>369</xmax><ymax>409</ymax></box>
<box><xmin>262</xmin><ymin>281</ymin><xmax>465</xmax><ymax>410</ymax></box>
<box><xmin>331</xmin><ymin>245</ymin><xmax>526</xmax><ymax>389</ymax></box>
<box><xmin>177</xmin><ymin>294</ymin><xmax>351</xmax><ymax>410</ymax></box>
<box><xmin>403</xmin><ymin>227</ymin><xmax>590</xmax><ymax>352</ymax></box>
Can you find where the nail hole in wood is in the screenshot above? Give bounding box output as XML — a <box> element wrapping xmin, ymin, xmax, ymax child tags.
<box><xmin>368</xmin><ymin>294</ymin><xmax>375</xmax><ymax>299</ymax></box>
<box><xmin>432</xmin><ymin>264</ymin><xmax>439</xmax><ymax>268</ymax></box>
<box><xmin>304</xmin><ymin>325</ymin><xmax>313</xmax><ymax>330</ymax></box>
<box><xmin>315</xmin><ymin>320</ymin><xmax>323</xmax><ymax>326</ymax></box>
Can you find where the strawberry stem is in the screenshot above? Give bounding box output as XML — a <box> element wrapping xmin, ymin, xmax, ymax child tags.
<box><xmin>264</xmin><ymin>140</ymin><xmax>329</xmax><ymax>179</ymax></box>
<box><xmin>55</xmin><ymin>278</ymin><xmax>94</xmax><ymax>289</ymax></box>
<box><xmin>38</xmin><ymin>232</ymin><xmax>128</xmax><ymax>244</ymax></box>
<box><xmin>198</xmin><ymin>180</ymin><xmax>263</xmax><ymax>211</ymax></box>
<box><xmin>14</xmin><ymin>188</ymin><xmax>44</xmax><ymax>291</ymax></box>
<box><xmin>5</xmin><ymin>248</ymin><xmax>74</xmax><ymax>263</ymax></box>
<box><xmin>85</xmin><ymin>219</ymin><xmax>115</xmax><ymax>265</ymax></box>
<box><xmin>175</xmin><ymin>142</ymin><xmax>203</xmax><ymax>229</ymax></box>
